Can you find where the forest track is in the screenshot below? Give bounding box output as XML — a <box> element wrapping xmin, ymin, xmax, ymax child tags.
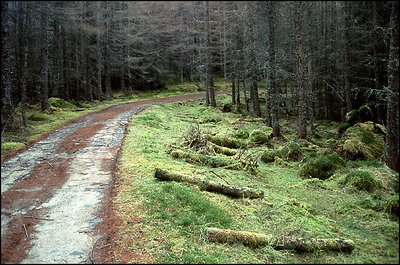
<box><xmin>0</xmin><ymin>93</ymin><xmax>204</xmax><ymax>264</ymax></box>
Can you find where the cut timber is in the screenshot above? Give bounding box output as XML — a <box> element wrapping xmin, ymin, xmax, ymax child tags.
<box><xmin>206</xmin><ymin>227</ymin><xmax>355</xmax><ymax>253</ymax></box>
<box><xmin>154</xmin><ymin>168</ymin><xmax>264</xmax><ymax>199</ymax></box>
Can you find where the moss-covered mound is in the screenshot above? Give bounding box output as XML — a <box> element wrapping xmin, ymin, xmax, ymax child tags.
<box><xmin>339</xmin><ymin>122</ymin><xmax>385</xmax><ymax>160</ymax></box>
<box><xmin>338</xmin><ymin>123</ymin><xmax>352</xmax><ymax>134</ymax></box>
<box><xmin>344</xmin><ymin>105</ymin><xmax>373</xmax><ymax>125</ymax></box>
<box><xmin>341</xmin><ymin>170</ymin><xmax>382</xmax><ymax>192</ymax></box>
<box><xmin>260</xmin><ymin>149</ymin><xmax>281</xmax><ymax>163</ymax></box>
<box><xmin>298</xmin><ymin>153</ymin><xmax>345</xmax><ymax>180</ymax></box>
<box><xmin>234</xmin><ymin>129</ymin><xmax>249</xmax><ymax>139</ymax></box>
<box><xmin>383</xmin><ymin>195</ymin><xmax>399</xmax><ymax>217</ymax></box>
<box><xmin>280</xmin><ymin>141</ymin><xmax>303</xmax><ymax>161</ymax></box>
<box><xmin>28</xmin><ymin>113</ymin><xmax>49</xmax><ymax>121</ymax></box>
<box><xmin>48</xmin><ymin>97</ymin><xmax>78</xmax><ymax>109</ymax></box>
<box><xmin>249</xmin><ymin>129</ymin><xmax>270</xmax><ymax>145</ymax></box>
<box><xmin>208</xmin><ymin>135</ymin><xmax>245</xmax><ymax>149</ymax></box>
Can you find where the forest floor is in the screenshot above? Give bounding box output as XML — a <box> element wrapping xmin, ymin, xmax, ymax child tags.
<box><xmin>0</xmin><ymin>93</ymin><xmax>204</xmax><ymax>263</ymax></box>
<box><xmin>1</xmin><ymin>81</ymin><xmax>398</xmax><ymax>264</ymax></box>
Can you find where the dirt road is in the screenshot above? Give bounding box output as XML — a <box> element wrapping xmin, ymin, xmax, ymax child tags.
<box><xmin>1</xmin><ymin>93</ymin><xmax>204</xmax><ymax>263</ymax></box>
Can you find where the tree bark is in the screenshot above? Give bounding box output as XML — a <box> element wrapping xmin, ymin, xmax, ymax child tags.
<box><xmin>294</xmin><ymin>1</ymin><xmax>307</xmax><ymax>139</ymax></box>
<box><xmin>385</xmin><ymin>1</ymin><xmax>399</xmax><ymax>171</ymax></box>
<box><xmin>1</xmin><ymin>1</ymin><xmax>14</xmax><ymax>129</ymax></box>
<box><xmin>40</xmin><ymin>1</ymin><xmax>50</xmax><ymax>111</ymax></box>
<box><xmin>154</xmin><ymin>168</ymin><xmax>264</xmax><ymax>199</ymax></box>
<box><xmin>268</xmin><ymin>1</ymin><xmax>280</xmax><ymax>137</ymax></box>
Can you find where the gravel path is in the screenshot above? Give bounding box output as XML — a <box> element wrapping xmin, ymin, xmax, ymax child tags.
<box><xmin>1</xmin><ymin>93</ymin><xmax>204</xmax><ymax>263</ymax></box>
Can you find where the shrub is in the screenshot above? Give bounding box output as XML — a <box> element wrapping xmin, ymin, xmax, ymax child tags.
<box><xmin>249</xmin><ymin>129</ymin><xmax>269</xmax><ymax>144</ymax></box>
<box><xmin>221</xmin><ymin>103</ymin><xmax>233</xmax><ymax>113</ymax></box>
<box><xmin>281</xmin><ymin>141</ymin><xmax>303</xmax><ymax>161</ymax></box>
<box><xmin>342</xmin><ymin>170</ymin><xmax>382</xmax><ymax>192</ymax></box>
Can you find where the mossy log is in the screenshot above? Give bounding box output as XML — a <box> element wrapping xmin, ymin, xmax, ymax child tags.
<box><xmin>207</xmin><ymin>135</ymin><xmax>245</xmax><ymax>149</ymax></box>
<box><xmin>154</xmin><ymin>168</ymin><xmax>264</xmax><ymax>199</ymax></box>
<box><xmin>209</xmin><ymin>142</ymin><xmax>237</xmax><ymax>156</ymax></box>
<box><xmin>206</xmin><ymin>227</ymin><xmax>355</xmax><ymax>253</ymax></box>
<box><xmin>171</xmin><ymin>149</ymin><xmax>242</xmax><ymax>170</ymax></box>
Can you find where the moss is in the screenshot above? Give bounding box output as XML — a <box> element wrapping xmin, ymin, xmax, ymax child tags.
<box><xmin>249</xmin><ymin>129</ymin><xmax>270</xmax><ymax>145</ymax></box>
<box><xmin>1</xmin><ymin>141</ymin><xmax>25</xmax><ymax>156</ymax></box>
<box><xmin>48</xmin><ymin>97</ymin><xmax>78</xmax><ymax>109</ymax></box>
<box><xmin>281</xmin><ymin>141</ymin><xmax>303</xmax><ymax>161</ymax></box>
<box><xmin>28</xmin><ymin>113</ymin><xmax>50</xmax><ymax>121</ymax></box>
<box><xmin>338</xmin><ymin>123</ymin><xmax>352</xmax><ymax>134</ymax></box>
<box><xmin>260</xmin><ymin>149</ymin><xmax>281</xmax><ymax>163</ymax></box>
<box><xmin>340</xmin><ymin>124</ymin><xmax>385</xmax><ymax>160</ymax></box>
<box><xmin>345</xmin><ymin>109</ymin><xmax>361</xmax><ymax>125</ymax></box>
<box><xmin>299</xmin><ymin>153</ymin><xmax>344</xmax><ymax>180</ymax></box>
<box><xmin>383</xmin><ymin>196</ymin><xmax>399</xmax><ymax>217</ymax></box>
<box><xmin>341</xmin><ymin>170</ymin><xmax>382</xmax><ymax>192</ymax></box>
<box><xmin>358</xmin><ymin>105</ymin><xmax>373</xmax><ymax>122</ymax></box>
<box><xmin>234</xmin><ymin>129</ymin><xmax>249</xmax><ymax>139</ymax></box>
<box><xmin>221</xmin><ymin>103</ymin><xmax>233</xmax><ymax>113</ymax></box>
<box><xmin>208</xmin><ymin>135</ymin><xmax>245</xmax><ymax>149</ymax></box>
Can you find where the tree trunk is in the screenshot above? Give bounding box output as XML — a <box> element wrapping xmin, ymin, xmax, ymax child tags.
<box><xmin>19</xmin><ymin>1</ymin><xmax>28</xmax><ymax>127</ymax></box>
<box><xmin>205</xmin><ymin>1</ymin><xmax>216</xmax><ymax>107</ymax></box>
<box><xmin>96</xmin><ymin>1</ymin><xmax>103</xmax><ymax>100</ymax></box>
<box><xmin>251</xmin><ymin>75</ymin><xmax>261</xmax><ymax>117</ymax></box>
<box><xmin>268</xmin><ymin>1</ymin><xmax>280</xmax><ymax>137</ymax></box>
<box><xmin>343</xmin><ymin>1</ymin><xmax>352</xmax><ymax>113</ymax></box>
<box><xmin>385</xmin><ymin>1</ymin><xmax>399</xmax><ymax>171</ymax></box>
<box><xmin>105</xmin><ymin>1</ymin><xmax>112</xmax><ymax>100</ymax></box>
<box><xmin>1</xmin><ymin>1</ymin><xmax>14</xmax><ymax>129</ymax></box>
<box><xmin>40</xmin><ymin>1</ymin><xmax>50</xmax><ymax>111</ymax></box>
<box><xmin>154</xmin><ymin>168</ymin><xmax>264</xmax><ymax>199</ymax></box>
<box><xmin>294</xmin><ymin>1</ymin><xmax>307</xmax><ymax>139</ymax></box>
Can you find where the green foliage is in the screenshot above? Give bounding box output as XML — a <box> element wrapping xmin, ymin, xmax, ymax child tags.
<box><xmin>249</xmin><ymin>129</ymin><xmax>269</xmax><ymax>144</ymax></box>
<box><xmin>48</xmin><ymin>97</ymin><xmax>78</xmax><ymax>109</ymax></box>
<box><xmin>221</xmin><ymin>103</ymin><xmax>233</xmax><ymax>113</ymax></box>
<box><xmin>341</xmin><ymin>170</ymin><xmax>382</xmax><ymax>192</ymax></box>
<box><xmin>347</xmin><ymin>159</ymin><xmax>383</xmax><ymax>168</ymax></box>
<box><xmin>299</xmin><ymin>153</ymin><xmax>344</xmax><ymax>180</ymax></box>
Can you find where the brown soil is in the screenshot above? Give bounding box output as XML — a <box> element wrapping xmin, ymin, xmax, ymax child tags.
<box><xmin>1</xmin><ymin>93</ymin><xmax>204</xmax><ymax>264</ymax></box>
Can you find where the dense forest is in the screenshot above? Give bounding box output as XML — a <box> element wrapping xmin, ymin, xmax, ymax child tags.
<box><xmin>1</xmin><ymin>1</ymin><xmax>398</xmax><ymax>170</ymax></box>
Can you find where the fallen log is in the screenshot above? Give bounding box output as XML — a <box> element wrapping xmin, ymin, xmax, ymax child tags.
<box><xmin>170</xmin><ymin>149</ymin><xmax>242</xmax><ymax>170</ymax></box>
<box><xmin>154</xmin><ymin>168</ymin><xmax>264</xmax><ymax>199</ymax></box>
<box><xmin>206</xmin><ymin>227</ymin><xmax>355</xmax><ymax>253</ymax></box>
<box><xmin>209</xmin><ymin>142</ymin><xmax>237</xmax><ymax>156</ymax></box>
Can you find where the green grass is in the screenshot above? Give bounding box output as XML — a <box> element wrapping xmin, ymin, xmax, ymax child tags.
<box><xmin>115</xmin><ymin>92</ymin><xmax>399</xmax><ymax>264</ymax></box>
<box><xmin>1</xmin><ymin>86</ymin><xmax>203</xmax><ymax>158</ymax></box>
